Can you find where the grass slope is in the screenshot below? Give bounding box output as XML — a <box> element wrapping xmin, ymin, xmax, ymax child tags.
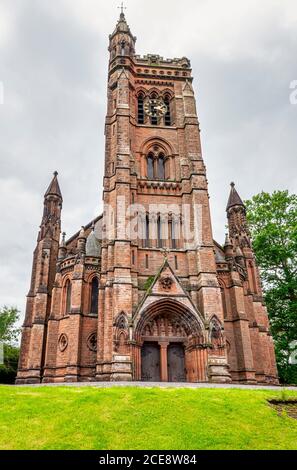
<box><xmin>0</xmin><ymin>386</ymin><xmax>297</xmax><ymax>450</ymax></box>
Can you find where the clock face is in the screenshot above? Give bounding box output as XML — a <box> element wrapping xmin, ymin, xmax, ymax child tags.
<box><xmin>144</xmin><ymin>98</ymin><xmax>168</xmax><ymax>118</ymax></box>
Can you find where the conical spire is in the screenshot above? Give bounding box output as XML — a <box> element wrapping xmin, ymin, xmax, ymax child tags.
<box><xmin>58</xmin><ymin>232</ymin><xmax>67</xmax><ymax>261</ymax></box>
<box><xmin>226</xmin><ymin>182</ymin><xmax>251</xmax><ymax>250</ymax></box>
<box><xmin>45</xmin><ymin>171</ymin><xmax>62</xmax><ymax>200</ymax></box>
<box><xmin>235</xmin><ymin>246</ymin><xmax>244</xmax><ymax>258</ymax></box>
<box><xmin>78</xmin><ymin>226</ymin><xmax>86</xmax><ymax>240</ymax></box>
<box><xmin>226</xmin><ymin>182</ymin><xmax>244</xmax><ymax>211</ymax></box>
<box><xmin>86</xmin><ymin>230</ymin><xmax>101</xmax><ymax>257</ymax></box>
<box><xmin>117</xmin><ymin>12</ymin><xmax>128</xmax><ymax>31</ymax></box>
<box><xmin>224</xmin><ymin>232</ymin><xmax>232</xmax><ymax>248</ymax></box>
<box><xmin>39</xmin><ymin>171</ymin><xmax>62</xmax><ymax>242</ymax></box>
<box><xmin>77</xmin><ymin>226</ymin><xmax>86</xmax><ymax>254</ymax></box>
<box><xmin>235</xmin><ymin>246</ymin><xmax>245</xmax><ymax>268</ymax></box>
<box><xmin>111</xmin><ymin>6</ymin><xmax>133</xmax><ymax>37</ymax></box>
<box><xmin>109</xmin><ymin>8</ymin><xmax>136</xmax><ymax>61</ymax></box>
<box><xmin>224</xmin><ymin>233</ymin><xmax>234</xmax><ymax>260</ymax></box>
<box><xmin>61</xmin><ymin>231</ymin><xmax>66</xmax><ymax>247</ymax></box>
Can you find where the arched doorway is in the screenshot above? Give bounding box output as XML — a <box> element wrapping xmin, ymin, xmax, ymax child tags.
<box><xmin>133</xmin><ymin>299</ymin><xmax>207</xmax><ymax>383</ymax></box>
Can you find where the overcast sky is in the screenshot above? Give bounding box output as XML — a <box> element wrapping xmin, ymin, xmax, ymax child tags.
<box><xmin>0</xmin><ymin>0</ymin><xmax>296</xmax><ymax>323</ymax></box>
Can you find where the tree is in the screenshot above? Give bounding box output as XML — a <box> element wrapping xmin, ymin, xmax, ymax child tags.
<box><xmin>0</xmin><ymin>306</ymin><xmax>20</xmax><ymax>344</ymax></box>
<box><xmin>245</xmin><ymin>190</ymin><xmax>297</xmax><ymax>384</ymax></box>
<box><xmin>0</xmin><ymin>345</ymin><xmax>20</xmax><ymax>384</ymax></box>
<box><xmin>0</xmin><ymin>306</ymin><xmax>21</xmax><ymax>384</ymax></box>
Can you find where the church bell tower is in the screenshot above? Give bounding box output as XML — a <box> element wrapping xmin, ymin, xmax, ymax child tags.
<box><xmin>96</xmin><ymin>11</ymin><xmax>231</xmax><ymax>383</ymax></box>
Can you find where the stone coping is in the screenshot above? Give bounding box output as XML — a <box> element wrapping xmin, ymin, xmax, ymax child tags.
<box><xmin>14</xmin><ymin>381</ymin><xmax>297</xmax><ymax>391</ymax></box>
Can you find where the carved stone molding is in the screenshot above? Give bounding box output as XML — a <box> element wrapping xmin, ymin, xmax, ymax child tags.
<box><xmin>160</xmin><ymin>276</ymin><xmax>173</xmax><ymax>291</ymax></box>
<box><xmin>87</xmin><ymin>333</ymin><xmax>97</xmax><ymax>352</ymax></box>
<box><xmin>58</xmin><ymin>334</ymin><xmax>68</xmax><ymax>352</ymax></box>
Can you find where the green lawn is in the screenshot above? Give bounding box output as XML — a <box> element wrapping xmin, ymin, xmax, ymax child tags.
<box><xmin>0</xmin><ymin>386</ymin><xmax>297</xmax><ymax>450</ymax></box>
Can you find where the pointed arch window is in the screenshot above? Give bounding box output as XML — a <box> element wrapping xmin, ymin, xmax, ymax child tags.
<box><xmin>169</xmin><ymin>217</ymin><xmax>176</xmax><ymax>249</ymax></box>
<box><xmin>157</xmin><ymin>215</ymin><xmax>162</xmax><ymax>248</ymax></box>
<box><xmin>164</xmin><ymin>158</ymin><xmax>170</xmax><ymax>180</ymax></box>
<box><xmin>65</xmin><ymin>280</ymin><xmax>72</xmax><ymax>315</ymax></box>
<box><xmin>164</xmin><ymin>95</ymin><xmax>171</xmax><ymax>126</ymax></box>
<box><xmin>137</xmin><ymin>93</ymin><xmax>144</xmax><ymax>124</ymax></box>
<box><xmin>145</xmin><ymin>214</ymin><xmax>150</xmax><ymax>247</ymax></box>
<box><xmin>147</xmin><ymin>151</ymin><xmax>167</xmax><ymax>180</ymax></box>
<box><xmin>158</xmin><ymin>154</ymin><xmax>165</xmax><ymax>180</ymax></box>
<box><xmin>90</xmin><ymin>277</ymin><xmax>99</xmax><ymax>314</ymax></box>
<box><xmin>147</xmin><ymin>153</ymin><xmax>154</xmax><ymax>179</ymax></box>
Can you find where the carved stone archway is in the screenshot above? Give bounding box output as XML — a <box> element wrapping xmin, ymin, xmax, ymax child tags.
<box><xmin>133</xmin><ymin>299</ymin><xmax>208</xmax><ymax>383</ymax></box>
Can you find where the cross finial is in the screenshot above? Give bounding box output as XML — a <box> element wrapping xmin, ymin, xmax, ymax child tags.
<box><xmin>118</xmin><ymin>2</ymin><xmax>127</xmax><ymax>16</ymax></box>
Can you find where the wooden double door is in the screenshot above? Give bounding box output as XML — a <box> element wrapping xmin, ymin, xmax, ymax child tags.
<box><xmin>141</xmin><ymin>342</ymin><xmax>186</xmax><ymax>382</ymax></box>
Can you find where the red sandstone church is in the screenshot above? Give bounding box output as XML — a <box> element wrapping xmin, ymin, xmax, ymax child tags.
<box><xmin>16</xmin><ymin>12</ymin><xmax>278</xmax><ymax>385</ymax></box>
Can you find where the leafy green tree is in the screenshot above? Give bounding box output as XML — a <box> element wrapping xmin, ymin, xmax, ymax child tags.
<box><xmin>0</xmin><ymin>345</ymin><xmax>20</xmax><ymax>384</ymax></box>
<box><xmin>0</xmin><ymin>306</ymin><xmax>20</xmax><ymax>344</ymax></box>
<box><xmin>245</xmin><ymin>190</ymin><xmax>297</xmax><ymax>384</ymax></box>
<box><xmin>0</xmin><ymin>306</ymin><xmax>21</xmax><ymax>384</ymax></box>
